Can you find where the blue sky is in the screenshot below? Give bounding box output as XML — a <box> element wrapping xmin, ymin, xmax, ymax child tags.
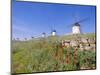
<box><xmin>12</xmin><ymin>1</ymin><xmax>96</xmax><ymax>40</ymax></box>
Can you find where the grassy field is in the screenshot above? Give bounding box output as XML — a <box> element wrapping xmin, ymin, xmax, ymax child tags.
<box><xmin>12</xmin><ymin>33</ymin><xmax>96</xmax><ymax>74</ymax></box>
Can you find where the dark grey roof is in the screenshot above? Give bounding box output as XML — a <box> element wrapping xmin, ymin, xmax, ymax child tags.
<box><xmin>42</xmin><ymin>32</ymin><xmax>46</xmax><ymax>34</ymax></box>
<box><xmin>74</xmin><ymin>23</ymin><xmax>80</xmax><ymax>26</ymax></box>
<box><xmin>52</xmin><ymin>30</ymin><xmax>56</xmax><ymax>32</ymax></box>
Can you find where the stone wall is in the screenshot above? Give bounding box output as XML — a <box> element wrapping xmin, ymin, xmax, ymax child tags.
<box><xmin>62</xmin><ymin>38</ymin><xmax>96</xmax><ymax>51</ymax></box>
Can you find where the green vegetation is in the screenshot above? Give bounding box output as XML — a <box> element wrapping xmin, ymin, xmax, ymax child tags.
<box><xmin>12</xmin><ymin>33</ymin><xmax>96</xmax><ymax>73</ymax></box>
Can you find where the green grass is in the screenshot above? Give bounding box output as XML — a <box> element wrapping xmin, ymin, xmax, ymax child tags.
<box><xmin>12</xmin><ymin>33</ymin><xmax>96</xmax><ymax>73</ymax></box>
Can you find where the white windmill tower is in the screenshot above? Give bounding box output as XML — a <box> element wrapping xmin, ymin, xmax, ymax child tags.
<box><xmin>72</xmin><ymin>22</ymin><xmax>81</xmax><ymax>34</ymax></box>
<box><xmin>51</xmin><ymin>30</ymin><xmax>56</xmax><ymax>36</ymax></box>
<box><xmin>42</xmin><ymin>32</ymin><xmax>46</xmax><ymax>38</ymax></box>
<box><xmin>51</xmin><ymin>25</ymin><xmax>57</xmax><ymax>36</ymax></box>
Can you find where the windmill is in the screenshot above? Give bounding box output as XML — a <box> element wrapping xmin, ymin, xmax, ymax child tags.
<box><xmin>51</xmin><ymin>29</ymin><xmax>56</xmax><ymax>36</ymax></box>
<box><xmin>74</xmin><ymin>17</ymin><xmax>89</xmax><ymax>34</ymax></box>
<box><xmin>51</xmin><ymin>25</ymin><xmax>57</xmax><ymax>36</ymax></box>
<box><xmin>66</xmin><ymin>5</ymin><xmax>89</xmax><ymax>35</ymax></box>
<box><xmin>67</xmin><ymin>17</ymin><xmax>89</xmax><ymax>35</ymax></box>
<box><xmin>72</xmin><ymin>22</ymin><xmax>81</xmax><ymax>34</ymax></box>
<box><xmin>24</xmin><ymin>38</ymin><xmax>27</xmax><ymax>41</ymax></box>
<box><xmin>31</xmin><ymin>36</ymin><xmax>34</xmax><ymax>39</ymax></box>
<box><xmin>16</xmin><ymin>38</ymin><xmax>20</xmax><ymax>41</ymax></box>
<box><xmin>42</xmin><ymin>32</ymin><xmax>46</xmax><ymax>38</ymax></box>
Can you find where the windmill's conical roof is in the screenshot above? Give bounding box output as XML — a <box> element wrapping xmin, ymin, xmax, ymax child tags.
<box><xmin>42</xmin><ymin>32</ymin><xmax>46</xmax><ymax>34</ymax></box>
<box><xmin>74</xmin><ymin>23</ymin><xmax>80</xmax><ymax>26</ymax></box>
<box><xmin>52</xmin><ymin>30</ymin><xmax>56</xmax><ymax>32</ymax></box>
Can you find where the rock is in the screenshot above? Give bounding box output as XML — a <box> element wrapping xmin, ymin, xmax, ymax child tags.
<box><xmin>61</xmin><ymin>40</ymin><xmax>70</xmax><ymax>47</ymax></box>
<box><xmin>90</xmin><ymin>44</ymin><xmax>96</xmax><ymax>52</ymax></box>
<box><xmin>84</xmin><ymin>46</ymin><xmax>92</xmax><ymax>51</ymax></box>
<box><xmin>79</xmin><ymin>44</ymin><xmax>84</xmax><ymax>51</ymax></box>
<box><xmin>81</xmin><ymin>38</ymin><xmax>88</xmax><ymax>44</ymax></box>
<box><xmin>88</xmin><ymin>38</ymin><xmax>95</xmax><ymax>44</ymax></box>
<box><xmin>70</xmin><ymin>40</ymin><xmax>79</xmax><ymax>47</ymax></box>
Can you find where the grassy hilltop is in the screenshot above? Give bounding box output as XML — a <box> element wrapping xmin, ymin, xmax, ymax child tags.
<box><xmin>12</xmin><ymin>33</ymin><xmax>96</xmax><ymax>73</ymax></box>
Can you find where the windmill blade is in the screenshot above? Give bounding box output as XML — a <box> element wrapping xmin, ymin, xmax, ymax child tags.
<box><xmin>77</xmin><ymin>17</ymin><xmax>89</xmax><ymax>23</ymax></box>
<box><xmin>50</xmin><ymin>24</ymin><xmax>56</xmax><ymax>31</ymax></box>
<box><xmin>66</xmin><ymin>17</ymin><xmax>89</xmax><ymax>28</ymax></box>
<box><xmin>50</xmin><ymin>25</ymin><xmax>53</xmax><ymax>31</ymax></box>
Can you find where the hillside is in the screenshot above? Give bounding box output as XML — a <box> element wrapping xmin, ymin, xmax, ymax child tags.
<box><xmin>12</xmin><ymin>33</ymin><xmax>96</xmax><ymax>74</ymax></box>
